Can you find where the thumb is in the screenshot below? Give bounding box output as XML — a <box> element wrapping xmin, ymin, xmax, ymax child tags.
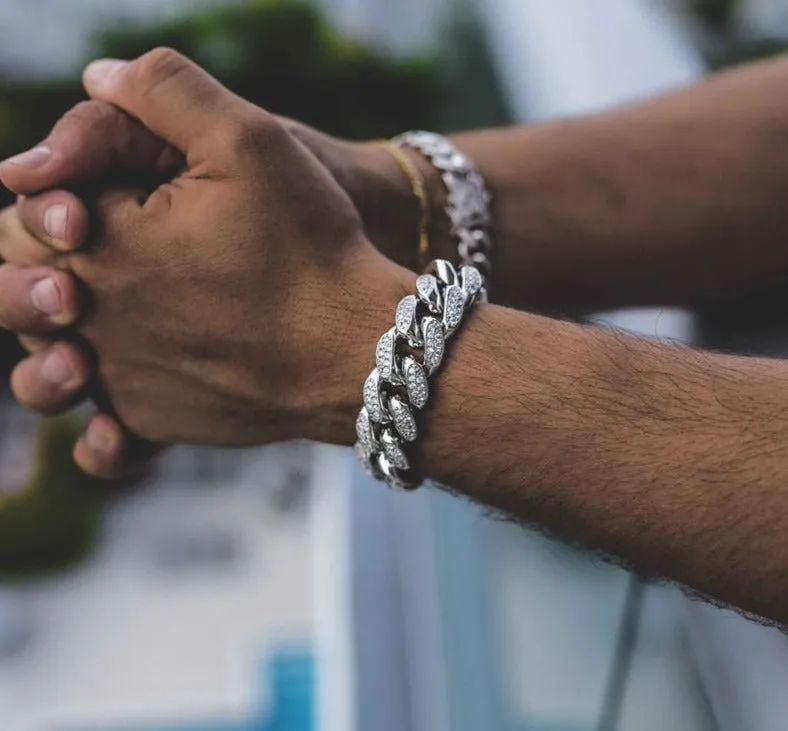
<box><xmin>83</xmin><ymin>48</ymin><xmax>240</xmax><ymax>153</ymax></box>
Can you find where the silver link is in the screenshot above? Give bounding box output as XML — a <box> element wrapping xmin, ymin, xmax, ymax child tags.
<box><xmin>357</xmin><ymin>131</ymin><xmax>492</xmax><ymax>491</ymax></box>
<box><xmin>425</xmin><ymin>259</ymin><xmax>459</xmax><ymax>288</ymax></box>
<box><xmin>394</xmin><ymin>131</ymin><xmax>493</xmax><ymax>288</ymax></box>
<box><xmin>356</xmin><ymin>258</ymin><xmax>481</xmax><ymax>490</ymax></box>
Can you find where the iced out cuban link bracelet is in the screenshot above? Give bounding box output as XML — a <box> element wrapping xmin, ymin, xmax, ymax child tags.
<box><xmin>355</xmin><ymin>132</ymin><xmax>492</xmax><ymax>490</ymax></box>
<box><xmin>394</xmin><ymin>130</ymin><xmax>493</xmax><ymax>284</ymax></box>
<box><xmin>354</xmin><ymin>259</ymin><xmax>486</xmax><ymax>490</ymax></box>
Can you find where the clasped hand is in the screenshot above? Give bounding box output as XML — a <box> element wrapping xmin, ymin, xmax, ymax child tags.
<box><xmin>0</xmin><ymin>48</ymin><xmax>413</xmax><ymax>476</ymax></box>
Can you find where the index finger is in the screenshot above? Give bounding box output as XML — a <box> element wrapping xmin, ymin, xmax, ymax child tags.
<box><xmin>0</xmin><ymin>100</ymin><xmax>182</xmax><ymax>196</ymax></box>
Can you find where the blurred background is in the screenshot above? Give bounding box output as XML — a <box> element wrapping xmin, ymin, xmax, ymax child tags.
<box><xmin>1</xmin><ymin>1</ymin><xmax>788</xmax><ymax>730</ymax></box>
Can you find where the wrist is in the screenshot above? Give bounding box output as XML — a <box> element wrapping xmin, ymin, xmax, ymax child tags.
<box><xmin>354</xmin><ymin>141</ymin><xmax>456</xmax><ymax>269</ymax></box>
<box><xmin>294</xmin><ymin>249</ymin><xmax>417</xmax><ymax>446</ymax></box>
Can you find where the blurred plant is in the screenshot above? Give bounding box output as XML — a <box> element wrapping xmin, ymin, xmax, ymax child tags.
<box><xmin>687</xmin><ymin>0</ymin><xmax>788</xmax><ymax>69</ymax></box>
<box><xmin>691</xmin><ymin>0</ymin><xmax>740</xmax><ymax>33</ymax></box>
<box><xmin>706</xmin><ymin>36</ymin><xmax>788</xmax><ymax>69</ymax></box>
<box><xmin>0</xmin><ymin>416</ymin><xmax>103</xmax><ymax>580</ymax></box>
<box><xmin>92</xmin><ymin>0</ymin><xmax>439</xmax><ymax>141</ymax></box>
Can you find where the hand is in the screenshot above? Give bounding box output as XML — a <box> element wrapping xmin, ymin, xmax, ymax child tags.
<box><xmin>0</xmin><ymin>68</ymin><xmax>427</xmax><ymax>476</ymax></box>
<box><xmin>0</xmin><ymin>105</ymin><xmax>422</xmax><ymax>267</ymax></box>
<box><xmin>0</xmin><ymin>49</ymin><xmax>413</xmax><ymax>458</ymax></box>
<box><xmin>0</xmin><ymin>95</ymin><xmax>188</xmax><ymax>476</ymax></box>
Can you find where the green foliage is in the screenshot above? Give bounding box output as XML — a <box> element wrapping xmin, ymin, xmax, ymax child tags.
<box><xmin>706</xmin><ymin>37</ymin><xmax>788</xmax><ymax>71</ymax></box>
<box><xmin>0</xmin><ymin>416</ymin><xmax>103</xmax><ymax>580</ymax></box>
<box><xmin>687</xmin><ymin>0</ymin><xmax>788</xmax><ymax>70</ymax></box>
<box><xmin>92</xmin><ymin>0</ymin><xmax>440</xmax><ymax>140</ymax></box>
<box><xmin>691</xmin><ymin>0</ymin><xmax>740</xmax><ymax>32</ymax></box>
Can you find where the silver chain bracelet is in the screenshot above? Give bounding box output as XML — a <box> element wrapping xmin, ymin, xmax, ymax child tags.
<box><xmin>355</xmin><ymin>259</ymin><xmax>485</xmax><ymax>490</ymax></box>
<box><xmin>394</xmin><ymin>130</ymin><xmax>493</xmax><ymax>283</ymax></box>
<box><xmin>355</xmin><ymin>132</ymin><xmax>493</xmax><ymax>491</ymax></box>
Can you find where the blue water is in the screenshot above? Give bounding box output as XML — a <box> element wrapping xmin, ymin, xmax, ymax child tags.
<box><xmin>60</xmin><ymin>648</ymin><xmax>315</xmax><ymax>731</ymax></box>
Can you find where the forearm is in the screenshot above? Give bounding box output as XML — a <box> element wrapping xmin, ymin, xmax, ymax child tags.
<box><xmin>406</xmin><ymin>57</ymin><xmax>788</xmax><ymax>315</ymax></box>
<box><xmin>390</xmin><ymin>287</ymin><xmax>788</xmax><ymax>624</ymax></box>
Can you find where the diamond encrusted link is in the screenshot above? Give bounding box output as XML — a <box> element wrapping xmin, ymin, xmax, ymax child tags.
<box><xmin>377</xmin><ymin>453</ymin><xmax>414</xmax><ymax>491</ymax></box>
<box><xmin>356</xmin><ymin>407</ymin><xmax>377</xmax><ymax>454</ymax></box>
<box><xmin>389</xmin><ymin>395</ymin><xmax>417</xmax><ymax>442</ymax></box>
<box><xmin>396</xmin><ymin>295</ymin><xmax>419</xmax><ymax>341</ymax></box>
<box><xmin>426</xmin><ymin>259</ymin><xmax>459</xmax><ymax>288</ymax></box>
<box><xmin>376</xmin><ymin>328</ymin><xmax>397</xmax><ymax>383</ymax></box>
<box><xmin>358</xmin><ymin>130</ymin><xmax>491</xmax><ymax>491</ymax></box>
<box><xmin>422</xmin><ymin>316</ymin><xmax>445</xmax><ymax>374</ymax></box>
<box><xmin>394</xmin><ymin>131</ymin><xmax>492</xmax><ymax>283</ymax></box>
<box><xmin>448</xmin><ymin>174</ymin><xmax>491</xmax><ymax>230</ymax></box>
<box><xmin>380</xmin><ymin>429</ymin><xmax>410</xmax><ymax>471</ymax></box>
<box><xmin>363</xmin><ymin>368</ymin><xmax>389</xmax><ymax>423</ymax></box>
<box><xmin>354</xmin><ymin>442</ymin><xmax>375</xmax><ymax>476</ymax></box>
<box><xmin>443</xmin><ymin>285</ymin><xmax>467</xmax><ymax>333</ymax></box>
<box><xmin>403</xmin><ymin>356</ymin><xmax>429</xmax><ymax>409</ymax></box>
<box><xmin>460</xmin><ymin>265</ymin><xmax>483</xmax><ymax>300</ymax></box>
<box><xmin>416</xmin><ymin>274</ymin><xmax>441</xmax><ymax>313</ymax></box>
<box><xmin>356</xmin><ymin>262</ymin><xmax>481</xmax><ymax>490</ymax></box>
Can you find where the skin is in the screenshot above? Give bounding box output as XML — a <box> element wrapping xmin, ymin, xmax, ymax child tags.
<box><xmin>3</xmin><ymin>51</ymin><xmax>788</xmax><ymax>622</ymax></box>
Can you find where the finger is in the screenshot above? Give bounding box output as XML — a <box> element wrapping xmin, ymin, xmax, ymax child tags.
<box><xmin>15</xmin><ymin>190</ymin><xmax>89</xmax><ymax>253</ymax></box>
<box><xmin>72</xmin><ymin>414</ymin><xmax>126</xmax><ymax>480</ymax></box>
<box><xmin>0</xmin><ymin>204</ymin><xmax>63</xmax><ymax>266</ymax></box>
<box><xmin>11</xmin><ymin>341</ymin><xmax>89</xmax><ymax>415</ymax></box>
<box><xmin>0</xmin><ymin>264</ymin><xmax>81</xmax><ymax>332</ymax></box>
<box><xmin>0</xmin><ymin>100</ymin><xmax>182</xmax><ymax>196</ymax></box>
<box><xmin>83</xmin><ymin>49</ymin><xmax>249</xmax><ymax>154</ymax></box>
<box><xmin>74</xmin><ymin>413</ymin><xmax>168</xmax><ymax>480</ymax></box>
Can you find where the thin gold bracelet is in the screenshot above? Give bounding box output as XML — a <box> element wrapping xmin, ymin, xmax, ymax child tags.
<box><xmin>379</xmin><ymin>140</ymin><xmax>430</xmax><ymax>269</ymax></box>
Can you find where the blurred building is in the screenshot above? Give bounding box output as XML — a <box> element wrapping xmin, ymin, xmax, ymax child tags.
<box><xmin>740</xmin><ymin>0</ymin><xmax>788</xmax><ymax>34</ymax></box>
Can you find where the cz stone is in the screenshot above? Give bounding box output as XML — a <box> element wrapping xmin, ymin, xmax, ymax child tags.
<box><xmin>396</xmin><ymin>295</ymin><xmax>418</xmax><ymax>340</ymax></box>
<box><xmin>416</xmin><ymin>274</ymin><xmax>441</xmax><ymax>313</ymax></box>
<box><xmin>381</xmin><ymin>429</ymin><xmax>409</xmax><ymax>471</ymax></box>
<box><xmin>422</xmin><ymin>317</ymin><xmax>445</xmax><ymax>373</ymax></box>
<box><xmin>403</xmin><ymin>356</ymin><xmax>429</xmax><ymax>409</ymax></box>
<box><xmin>443</xmin><ymin>285</ymin><xmax>467</xmax><ymax>332</ymax></box>
<box><xmin>376</xmin><ymin>328</ymin><xmax>397</xmax><ymax>382</ymax></box>
<box><xmin>363</xmin><ymin>369</ymin><xmax>389</xmax><ymax>423</ymax></box>
<box><xmin>356</xmin><ymin>408</ymin><xmax>376</xmax><ymax>454</ymax></box>
<box><xmin>390</xmin><ymin>395</ymin><xmax>417</xmax><ymax>442</ymax></box>
<box><xmin>460</xmin><ymin>265</ymin><xmax>483</xmax><ymax>298</ymax></box>
<box><xmin>354</xmin><ymin>442</ymin><xmax>374</xmax><ymax>476</ymax></box>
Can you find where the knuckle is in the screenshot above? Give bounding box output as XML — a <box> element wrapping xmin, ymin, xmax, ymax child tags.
<box><xmin>225</xmin><ymin>111</ymin><xmax>285</xmax><ymax>164</ymax></box>
<box><xmin>58</xmin><ymin>100</ymin><xmax>117</xmax><ymax>131</ymax></box>
<box><xmin>132</xmin><ymin>47</ymin><xmax>189</xmax><ymax>94</ymax></box>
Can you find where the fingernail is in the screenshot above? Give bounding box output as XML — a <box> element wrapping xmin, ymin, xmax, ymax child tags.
<box><xmin>84</xmin><ymin>59</ymin><xmax>128</xmax><ymax>89</ymax></box>
<box><xmin>44</xmin><ymin>203</ymin><xmax>68</xmax><ymax>240</ymax></box>
<box><xmin>42</xmin><ymin>350</ymin><xmax>73</xmax><ymax>386</ymax></box>
<box><xmin>30</xmin><ymin>277</ymin><xmax>62</xmax><ymax>316</ymax></box>
<box><xmin>3</xmin><ymin>145</ymin><xmax>51</xmax><ymax>169</ymax></box>
<box><xmin>86</xmin><ymin>420</ymin><xmax>114</xmax><ymax>454</ymax></box>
